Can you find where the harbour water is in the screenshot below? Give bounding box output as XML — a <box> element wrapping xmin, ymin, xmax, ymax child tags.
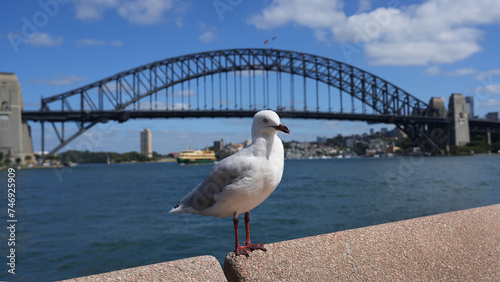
<box><xmin>1</xmin><ymin>155</ymin><xmax>499</xmax><ymax>281</ymax></box>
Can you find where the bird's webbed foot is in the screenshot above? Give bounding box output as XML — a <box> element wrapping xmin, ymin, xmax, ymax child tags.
<box><xmin>235</xmin><ymin>245</ymin><xmax>251</xmax><ymax>257</ymax></box>
<box><xmin>234</xmin><ymin>243</ymin><xmax>266</xmax><ymax>256</ymax></box>
<box><xmin>245</xmin><ymin>242</ymin><xmax>266</xmax><ymax>252</ymax></box>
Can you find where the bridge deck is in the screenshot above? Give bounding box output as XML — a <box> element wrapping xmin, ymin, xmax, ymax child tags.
<box><xmin>22</xmin><ymin>110</ymin><xmax>452</xmax><ymax>124</ymax></box>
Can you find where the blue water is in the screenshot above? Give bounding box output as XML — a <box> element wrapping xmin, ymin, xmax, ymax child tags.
<box><xmin>1</xmin><ymin>155</ymin><xmax>499</xmax><ymax>281</ymax></box>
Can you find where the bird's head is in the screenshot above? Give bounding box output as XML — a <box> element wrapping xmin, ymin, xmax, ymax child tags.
<box><xmin>252</xmin><ymin>110</ymin><xmax>290</xmax><ymax>138</ymax></box>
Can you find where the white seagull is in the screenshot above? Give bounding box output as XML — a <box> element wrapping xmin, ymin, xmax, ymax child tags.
<box><xmin>170</xmin><ymin>110</ymin><xmax>290</xmax><ymax>256</ymax></box>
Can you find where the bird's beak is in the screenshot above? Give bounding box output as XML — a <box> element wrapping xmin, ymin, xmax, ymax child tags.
<box><xmin>273</xmin><ymin>124</ymin><xmax>290</xmax><ymax>134</ymax></box>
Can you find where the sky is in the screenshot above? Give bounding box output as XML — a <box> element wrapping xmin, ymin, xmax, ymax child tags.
<box><xmin>2</xmin><ymin>0</ymin><xmax>500</xmax><ymax>154</ymax></box>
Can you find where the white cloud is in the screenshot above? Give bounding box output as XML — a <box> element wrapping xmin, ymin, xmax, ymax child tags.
<box><xmin>357</xmin><ymin>0</ymin><xmax>371</xmax><ymax>13</ymax></box>
<box><xmin>175</xmin><ymin>17</ymin><xmax>183</xmax><ymax>27</ymax></box>
<box><xmin>240</xmin><ymin>70</ymin><xmax>265</xmax><ymax>77</ymax></box>
<box><xmin>118</xmin><ymin>0</ymin><xmax>174</xmax><ymax>24</ymax></box>
<box><xmin>111</xmin><ymin>40</ymin><xmax>122</xmax><ymax>46</ymax></box>
<box><xmin>249</xmin><ymin>0</ymin><xmax>500</xmax><ymax>66</ymax></box>
<box><xmin>29</xmin><ymin>74</ymin><xmax>87</xmax><ymax>86</ymax></box>
<box><xmin>314</xmin><ymin>29</ymin><xmax>329</xmax><ymax>42</ymax></box>
<box><xmin>445</xmin><ymin>68</ymin><xmax>477</xmax><ymax>76</ymax></box>
<box><xmin>169</xmin><ymin>102</ymin><xmax>191</xmax><ymax>110</ymax></box>
<box><xmin>363</xmin><ymin>35</ymin><xmax>482</xmax><ymax>65</ymax></box>
<box><xmin>472</xmin><ymin>69</ymin><xmax>500</xmax><ymax>97</ymax></box>
<box><xmin>27</xmin><ymin>33</ymin><xmax>63</xmax><ymax>46</ymax></box>
<box><xmin>199</xmin><ymin>31</ymin><xmax>216</xmax><ymax>43</ymax></box>
<box><xmin>248</xmin><ymin>0</ymin><xmax>345</xmax><ymax>29</ymax></box>
<box><xmin>423</xmin><ymin>66</ymin><xmax>441</xmax><ymax>76</ymax></box>
<box><xmin>76</xmin><ymin>39</ymin><xmax>123</xmax><ymax>46</ymax></box>
<box><xmin>73</xmin><ymin>0</ymin><xmax>176</xmax><ymax>25</ymax></box>
<box><xmin>476</xmin><ymin>99</ymin><xmax>500</xmax><ymax>107</ymax></box>
<box><xmin>425</xmin><ymin>67</ymin><xmax>476</xmax><ymax>77</ymax></box>
<box><xmin>476</xmin><ymin>69</ymin><xmax>500</xmax><ymax>81</ymax></box>
<box><xmin>174</xmin><ymin>89</ymin><xmax>195</xmax><ymax>96</ymax></box>
<box><xmin>198</xmin><ymin>23</ymin><xmax>217</xmax><ymax>43</ymax></box>
<box><xmin>73</xmin><ymin>0</ymin><xmax>119</xmax><ymax>20</ymax></box>
<box><xmin>474</xmin><ymin>85</ymin><xmax>500</xmax><ymax>95</ymax></box>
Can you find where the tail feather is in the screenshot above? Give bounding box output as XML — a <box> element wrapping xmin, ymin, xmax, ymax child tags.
<box><xmin>169</xmin><ymin>203</ymin><xmax>200</xmax><ymax>215</ymax></box>
<box><xmin>169</xmin><ymin>203</ymin><xmax>183</xmax><ymax>214</ymax></box>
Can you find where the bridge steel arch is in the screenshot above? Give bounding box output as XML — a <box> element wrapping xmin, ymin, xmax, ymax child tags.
<box><xmin>25</xmin><ymin>48</ymin><xmax>446</xmax><ymax>157</ymax></box>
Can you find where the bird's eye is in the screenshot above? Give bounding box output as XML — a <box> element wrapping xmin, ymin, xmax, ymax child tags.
<box><xmin>263</xmin><ymin>118</ymin><xmax>269</xmax><ymax>123</ymax></box>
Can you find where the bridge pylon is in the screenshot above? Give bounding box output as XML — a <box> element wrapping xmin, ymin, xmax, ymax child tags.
<box><xmin>0</xmin><ymin>73</ymin><xmax>35</xmax><ymax>165</ymax></box>
<box><xmin>447</xmin><ymin>93</ymin><xmax>470</xmax><ymax>147</ymax></box>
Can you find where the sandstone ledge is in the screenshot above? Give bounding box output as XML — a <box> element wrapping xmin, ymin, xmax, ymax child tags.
<box><xmin>225</xmin><ymin>204</ymin><xmax>500</xmax><ymax>281</ymax></box>
<box><xmin>61</xmin><ymin>255</ymin><xmax>227</xmax><ymax>282</ymax></box>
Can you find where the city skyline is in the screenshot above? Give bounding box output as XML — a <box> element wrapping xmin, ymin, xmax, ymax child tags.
<box><xmin>3</xmin><ymin>0</ymin><xmax>500</xmax><ymax>153</ymax></box>
<box><xmin>154</xmin><ymin>125</ymin><xmax>403</xmax><ymax>154</ymax></box>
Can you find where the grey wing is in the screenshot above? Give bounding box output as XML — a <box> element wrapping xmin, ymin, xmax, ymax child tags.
<box><xmin>172</xmin><ymin>157</ymin><xmax>249</xmax><ymax>213</ymax></box>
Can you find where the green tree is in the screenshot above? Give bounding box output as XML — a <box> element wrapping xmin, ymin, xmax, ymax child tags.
<box><xmin>326</xmin><ymin>134</ymin><xmax>344</xmax><ymax>147</ymax></box>
<box><xmin>464</xmin><ymin>138</ymin><xmax>491</xmax><ymax>154</ymax></box>
<box><xmin>395</xmin><ymin>137</ymin><xmax>417</xmax><ymax>150</ymax></box>
<box><xmin>492</xmin><ymin>142</ymin><xmax>500</xmax><ymax>152</ymax></box>
<box><xmin>352</xmin><ymin>143</ymin><xmax>369</xmax><ymax>156</ymax></box>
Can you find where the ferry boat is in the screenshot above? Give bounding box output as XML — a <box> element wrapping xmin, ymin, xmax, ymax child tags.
<box><xmin>177</xmin><ymin>146</ymin><xmax>217</xmax><ymax>165</ymax></box>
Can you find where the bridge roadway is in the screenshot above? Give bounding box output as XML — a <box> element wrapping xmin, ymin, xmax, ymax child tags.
<box><xmin>468</xmin><ymin>119</ymin><xmax>500</xmax><ymax>133</ymax></box>
<box><xmin>23</xmin><ymin>109</ymin><xmax>500</xmax><ymax>135</ymax></box>
<box><xmin>22</xmin><ymin>110</ymin><xmax>452</xmax><ymax>125</ymax></box>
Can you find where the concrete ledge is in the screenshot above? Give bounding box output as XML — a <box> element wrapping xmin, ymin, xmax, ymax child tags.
<box><xmin>61</xmin><ymin>255</ymin><xmax>227</xmax><ymax>282</ymax></box>
<box><xmin>225</xmin><ymin>204</ymin><xmax>500</xmax><ymax>281</ymax></box>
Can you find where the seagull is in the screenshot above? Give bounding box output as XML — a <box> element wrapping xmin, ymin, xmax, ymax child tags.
<box><xmin>170</xmin><ymin>110</ymin><xmax>290</xmax><ymax>256</ymax></box>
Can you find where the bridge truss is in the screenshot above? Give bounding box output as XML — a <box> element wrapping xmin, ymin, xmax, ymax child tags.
<box><xmin>24</xmin><ymin>48</ymin><xmax>450</xmax><ymax>157</ymax></box>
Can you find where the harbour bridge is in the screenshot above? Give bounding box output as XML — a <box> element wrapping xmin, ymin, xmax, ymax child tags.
<box><xmin>21</xmin><ymin>48</ymin><xmax>500</xmax><ymax>158</ymax></box>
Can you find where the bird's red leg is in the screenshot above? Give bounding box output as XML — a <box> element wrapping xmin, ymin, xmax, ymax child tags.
<box><xmin>243</xmin><ymin>212</ymin><xmax>266</xmax><ymax>252</ymax></box>
<box><xmin>244</xmin><ymin>212</ymin><xmax>251</xmax><ymax>245</ymax></box>
<box><xmin>233</xmin><ymin>213</ymin><xmax>249</xmax><ymax>256</ymax></box>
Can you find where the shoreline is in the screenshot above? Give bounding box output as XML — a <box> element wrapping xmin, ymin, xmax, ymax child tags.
<box><xmin>2</xmin><ymin>152</ymin><xmax>498</xmax><ymax>170</ymax></box>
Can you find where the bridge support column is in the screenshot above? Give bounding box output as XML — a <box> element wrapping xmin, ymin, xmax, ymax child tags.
<box><xmin>426</xmin><ymin>97</ymin><xmax>449</xmax><ymax>153</ymax></box>
<box><xmin>448</xmin><ymin>93</ymin><xmax>470</xmax><ymax>147</ymax></box>
<box><xmin>0</xmin><ymin>73</ymin><xmax>35</xmax><ymax>165</ymax></box>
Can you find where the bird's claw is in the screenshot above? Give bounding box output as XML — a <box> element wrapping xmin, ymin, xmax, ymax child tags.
<box><xmin>235</xmin><ymin>246</ymin><xmax>250</xmax><ymax>257</ymax></box>
<box><xmin>235</xmin><ymin>243</ymin><xmax>266</xmax><ymax>256</ymax></box>
<box><xmin>246</xmin><ymin>242</ymin><xmax>266</xmax><ymax>252</ymax></box>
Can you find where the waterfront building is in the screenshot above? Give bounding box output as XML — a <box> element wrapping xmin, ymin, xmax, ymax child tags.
<box><xmin>140</xmin><ymin>129</ymin><xmax>153</xmax><ymax>158</ymax></box>
<box><xmin>243</xmin><ymin>139</ymin><xmax>252</xmax><ymax>147</ymax></box>
<box><xmin>486</xmin><ymin>112</ymin><xmax>499</xmax><ymax>121</ymax></box>
<box><xmin>381</xmin><ymin>127</ymin><xmax>389</xmax><ymax>137</ymax></box>
<box><xmin>317</xmin><ymin>136</ymin><xmax>327</xmax><ymax>144</ymax></box>
<box><xmin>392</xmin><ymin>127</ymin><xmax>408</xmax><ymax>138</ymax></box>
<box><xmin>346</xmin><ymin>138</ymin><xmax>355</xmax><ymax>148</ymax></box>
<box><xmin>465</xmin><ymin>96</ymin><xmax>475</xmax><ymax>119</ymax></box>
<box><xmin>214</xmin><ymin>139</ymin><xmax>224</xmax><ymax>151</ymax></box>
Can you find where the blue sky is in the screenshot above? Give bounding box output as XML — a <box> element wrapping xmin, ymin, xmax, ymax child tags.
<box><xmin>2</xmin><ymin>0</ymin><xmax>500</xmax><ymax>154</ymax></box>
